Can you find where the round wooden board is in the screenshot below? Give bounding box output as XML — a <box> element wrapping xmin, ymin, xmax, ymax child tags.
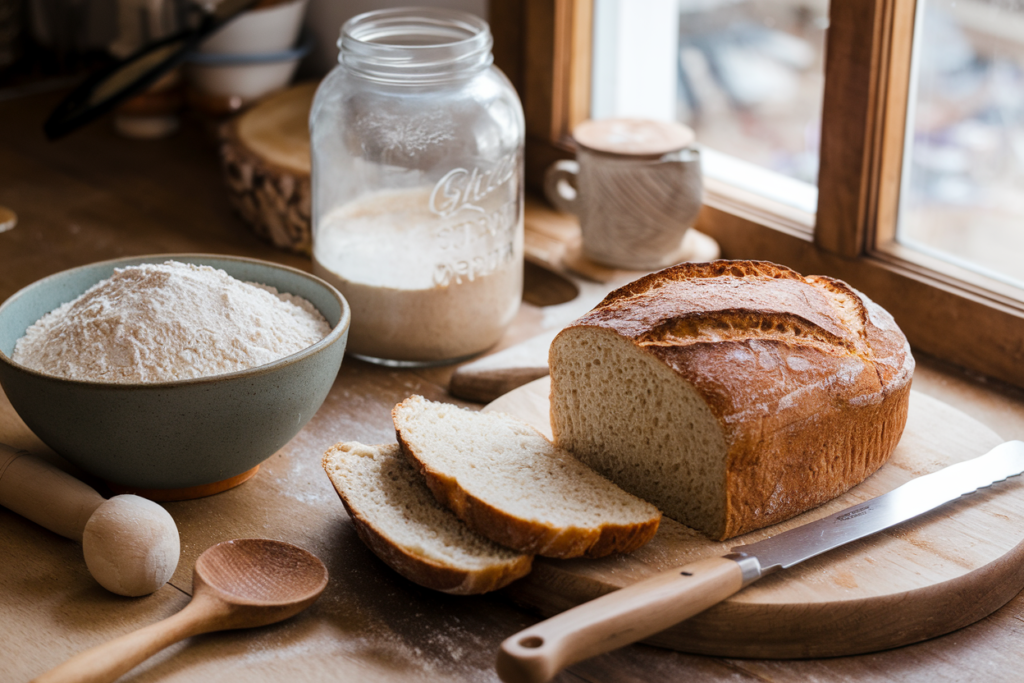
<box><xmin>485</xmin><ymin>377</ymin><xmax>1024</xmax><ymax>659</ymax></box>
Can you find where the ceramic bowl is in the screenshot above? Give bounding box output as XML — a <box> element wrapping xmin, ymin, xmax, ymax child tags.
<box><xmin>0</xmin><ymin>255</ymin><xmax>350</xmax><ymax>497</ymax></box>
<box><xmin>199</xmin><ymin>0</ymin><xmax>310</xmax><ymax>55</ymax></box>
<box><xmin>186</xmin><ymin>35</ymin><xmax>312</xmax><ymax>104</ymax></box>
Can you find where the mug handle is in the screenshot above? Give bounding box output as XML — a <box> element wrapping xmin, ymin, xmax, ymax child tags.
<box><xmin>544</xmin><ymin>160</ymin><xmax>581</xmax><ymax>215</ymax></box>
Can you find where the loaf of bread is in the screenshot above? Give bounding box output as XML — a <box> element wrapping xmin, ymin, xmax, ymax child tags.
<box><xmin>322</xmin><ymin>442</ymin><xmax>532</xmax><ymax>594</ymax></box>
<box><xmin>393</xmin><ymin>396</ymin><xmax>661</xmax><ymax>558</ymax></box>
<box><xmin>549</xmin><ymin>260</ymin><xmax>914</xmax><ymax>541</ymax></box>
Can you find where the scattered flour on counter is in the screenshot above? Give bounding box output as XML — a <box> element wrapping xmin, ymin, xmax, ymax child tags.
<box><xmin>12</xmin><ymin>261</ymin><xmax>331</xmax><ymax>383</ymax></box>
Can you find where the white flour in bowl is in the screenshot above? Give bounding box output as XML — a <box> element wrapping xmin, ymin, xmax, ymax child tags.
<box><xmin>12</xmin><ymin>261</ymin><xmax>331</xmax><ymax>383</ymax></box>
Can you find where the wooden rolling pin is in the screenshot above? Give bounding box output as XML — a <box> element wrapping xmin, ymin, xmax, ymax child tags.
<box><xmin>0</xmin><ymin>443</ymin><xmax>180</xmax><ymax>596</ymax></box>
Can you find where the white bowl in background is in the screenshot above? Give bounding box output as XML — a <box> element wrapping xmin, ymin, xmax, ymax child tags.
<box><xmin>187</xmin><ymin>59</ymin><xmax>300</xmax><ymax>102</ymax></box>
<box><xmin>200</xmin><ymin>0</ymin><xmax>309</xmax><ymax>55</ymax></box>
<box><xmin>187</xmin><ymin>36</ymin><xmax>312</xmax><ymax>104</ymax></box>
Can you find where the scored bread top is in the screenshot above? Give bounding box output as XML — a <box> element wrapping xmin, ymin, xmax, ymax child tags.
<box><xmin>552</xmin><ymin>260</ymin><xmax>915</xmax><ymax>539</ymax></box>
<box><xmin>393</xmin><ymin>396</ymin><xmax>661</xmax><ymax>559</ymax></box>
<box><xmin>322</xmin><ymin>441</ymin><xmax>532</xmax><ymax>595</ymax></box>
<box><xmin>574</xmin><ymin>260</ymin><xmax>914</xmax><ymax>428</ymax></box>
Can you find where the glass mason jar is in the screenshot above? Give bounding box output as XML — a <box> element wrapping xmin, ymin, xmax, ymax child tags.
<box><xmin>310</xmin><ymin>8</ymin><xmax>525</xmax><ymax>366</ymax></box>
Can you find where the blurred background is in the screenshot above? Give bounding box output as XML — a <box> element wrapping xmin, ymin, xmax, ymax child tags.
<box><xmin>0</xmin><ymin>0</ymin><xmax>485</xmax><ymax>89</ymax></box>
<box><xmin>2</xmin><ymin>0</ymin><xmax>1020</xmax><ymax>288</ymax></box>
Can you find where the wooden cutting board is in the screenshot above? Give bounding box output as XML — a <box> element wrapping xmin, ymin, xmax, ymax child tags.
<box><xmin>484</xmin><ymin>377</ymin><xmax>1024</xmax><ymax>659</ymax></box>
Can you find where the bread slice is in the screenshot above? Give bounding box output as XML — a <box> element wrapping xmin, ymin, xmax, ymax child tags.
<box><xmin>322</xmin><ymin>441</ymin><xmax>532</xmax><ymax>595</ymax></box>
<box><xmin>392</xmin><ymin>396</ymin><xmax>661</xmax><ymax>559</ymax></box>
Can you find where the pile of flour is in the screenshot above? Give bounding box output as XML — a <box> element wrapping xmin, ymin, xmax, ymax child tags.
<box><xmin>13</xmin><ymin>261</ymin><xmax>331</xmax><ymax>383</ymax></box>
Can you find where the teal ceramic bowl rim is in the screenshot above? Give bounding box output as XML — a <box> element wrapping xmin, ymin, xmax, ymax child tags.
<box><xmin>0</xmin><ymin>253</ymin><xmax>351</xmax><ymax>389</ymax></box>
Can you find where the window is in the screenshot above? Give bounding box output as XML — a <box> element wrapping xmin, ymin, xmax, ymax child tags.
<box><xmin>492</xmin><ymin>0</ymin><xmax>1024</xmax><ymax>390</ymax></box>
<box><xmin>895</xmin><ymin>0</ymin><xmax>1024</xmax><ymax>291</ymax></box>
<box><xmin>590</xmin><ymin>0</ymin><xmax>827</xmax><ymax>214</ymax></box>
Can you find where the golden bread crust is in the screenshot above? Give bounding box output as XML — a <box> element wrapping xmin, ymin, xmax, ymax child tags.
<box><xmin>555</xmin><ymin>260</ymin><xmax>914</xmax><ymax>540</ymax></box>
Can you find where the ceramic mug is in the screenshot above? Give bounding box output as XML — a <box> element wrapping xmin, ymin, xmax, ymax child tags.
<box><xmin>544</xmin><ymin>119</ymin><xmax>703</xmax><ymax>271</ymax></box>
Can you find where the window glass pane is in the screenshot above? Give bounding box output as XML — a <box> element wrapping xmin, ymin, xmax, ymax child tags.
<box><xmin>591</xmin><ymin>0</ymin><xmax>829</xmax><ymax>213</ymax></box>
<box><xmin>898</xmin><ymin>0</ymin><xmax>1024</xmax><ymax>290</ymax></box>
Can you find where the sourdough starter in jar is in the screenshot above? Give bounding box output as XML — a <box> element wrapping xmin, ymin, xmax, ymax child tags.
<box><xmin>314</xmin><ymin>185</ymin><xmax>522</xmax><ymax>363</ymax></box>
<box><xmin>310</xmin><ymin>8</ymin><xmax>525</xmax><ymax>365</ymax></box>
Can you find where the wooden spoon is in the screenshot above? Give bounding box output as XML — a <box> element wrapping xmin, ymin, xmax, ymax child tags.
<box><xmin>33</xmin><ymin>538</ymin><xmax>329</xmax><ymax>683</ymax></box>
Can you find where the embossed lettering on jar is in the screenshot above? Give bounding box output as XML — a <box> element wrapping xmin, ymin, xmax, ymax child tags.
<box><xmin>310</xmin><ymin>8</ymin><xmax>525</xmax><ymax>366</ymax></box>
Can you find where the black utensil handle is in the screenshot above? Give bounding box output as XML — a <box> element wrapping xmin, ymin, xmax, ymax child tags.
<box><xmin>43</xmin><ymin>0</ymin><xmax>261</xmax><ymax>140</ymax></box>
<box><xmin>44</xmin><ymin>30</ymin><xmax>198</xmax><ymax>140</ymax></box>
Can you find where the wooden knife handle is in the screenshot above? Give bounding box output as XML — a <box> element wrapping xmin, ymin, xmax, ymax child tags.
<box><xmin>496</xmin><ymin>555</ymin><xmax>747</xmax><ymax>683</ymax></box>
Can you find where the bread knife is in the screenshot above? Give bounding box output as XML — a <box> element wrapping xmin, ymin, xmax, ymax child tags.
<box><xmin>496</xmin><ymin>440</ymin><xmax>1024</xmax><ymax>683</ymax></box>
<box><xmin>44</xmin><ymin>0</ymin><xmax>261</xmax><ymax>139</ymax></box>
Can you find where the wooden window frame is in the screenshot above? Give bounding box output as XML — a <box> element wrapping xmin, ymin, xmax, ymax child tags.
<box><xmin>492</xmin><ymin>0</ymin><xmax>1024</xmax><ymax>391</ymax></box>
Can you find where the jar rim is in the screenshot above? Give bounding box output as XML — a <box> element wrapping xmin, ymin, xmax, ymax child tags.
<box><xmin>338</xmin><ymin>8</ymin><xmax>493</xmax><ymax>83</ymax></box>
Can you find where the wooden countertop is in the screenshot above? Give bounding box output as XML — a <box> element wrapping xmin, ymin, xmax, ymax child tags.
<box><xmin>3</xmin><ymin>88</ymin><xmax>1024</xmax><ymax>683</ymax></box>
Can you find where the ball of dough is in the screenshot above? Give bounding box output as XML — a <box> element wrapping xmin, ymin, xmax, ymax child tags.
<box><xmin>82</xmin><ymin>495</ymin><xmax>180</xmax><ymax>597</ymax></box>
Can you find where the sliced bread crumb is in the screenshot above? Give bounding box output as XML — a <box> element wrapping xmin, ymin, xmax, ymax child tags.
<box><xmin>323</xmin><ymin>441</ymin><xmax>532</xmax><ymax>595</ymax></box>
<box><xmin>392</xmin><ymin>396</ymin><xmax>662</xmax><ymax>559</ymax></box>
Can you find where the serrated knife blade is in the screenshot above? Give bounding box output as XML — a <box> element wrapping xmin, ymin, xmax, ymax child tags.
<box><xmin>733</xmin><ymin>439</ymin><xmax>1024</xmax><ymax>573</ymax></box>
<box><xmin>497</xmin><ymin>440</ymin><xmax>1024</xmax><ymax>683</ymax></box>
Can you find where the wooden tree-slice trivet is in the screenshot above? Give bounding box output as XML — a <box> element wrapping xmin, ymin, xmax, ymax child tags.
<box><xmin>219</xmin><ymin>82</ymin><xmax>316</xmax><ymax>255</ymax></box>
